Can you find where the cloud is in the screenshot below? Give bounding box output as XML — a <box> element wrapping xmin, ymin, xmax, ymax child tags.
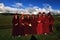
<box><xmin>0</xmin><ymin>3</ymin><xmax>5</xmax><ymax>13</ymax></box>
<box><xmin>5</xmin><ymin>7</ymin><xmax>17</xmax><ymax>13</ymax></box>
<box><xmin>12</xmin><ymin>2</ymin><xmax>23</xmax><ymax>8</ymax></box>
<box><xmin>43</xmin><ymin>3</ymin><xmax>52</xmax><ymax>11</ymax></box>
<box><xmin>43</xmin><ymin>3</ymin><xmax>51</xmax><ymax>8</ymax></box>
<box><xmin>29</xmin><ymin>4</ymin><xmax>33</xmax><ymax>7</ymax></box>
<box><xmin>0</xmin><ymin>3</ymin><xmax>60</xmax><ymax>15</ymax></box>
<box><xmin>33</xmin><ymin>6</ymin><xmax>39</xmax><ymax>9</ymax></box>
<box><xmin>0</xmin><ymin>3</ymin><xmax>19</xmax><ymax>13</ymax></box>
<box><xmin>0</xmin><ymin>3</ymin><xmax>4</xmax><ymax>8</ymax></box>
<box><xmin>43</xmin><ymin>3</ymin><xmax>60</xmax><ymax>14</ymax></box>
<box><xmin>16</xmin><ymin>3</ymin><xmax>23</xmax><ymax>7</ymax></box>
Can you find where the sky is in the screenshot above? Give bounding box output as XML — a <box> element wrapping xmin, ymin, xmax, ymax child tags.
<box><xmin>0</xmin><ymin>0</ymin><xmax>60</xmax><ymax>9</ymax></box>
<box><xmin>0</xmin><ymin>0</ymin><xmax>60</xmax><ymax>14</ymax></box>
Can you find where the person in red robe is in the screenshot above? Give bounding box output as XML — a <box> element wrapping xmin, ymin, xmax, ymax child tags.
<box><xmin>24</xmin><ymin>14</ymin><xmax>32</xmax><ymax>36</ymax></box>
<box><xmin>31</xmin><ymin>14</ymin><xmax>37</xmax><ymax>35</ymax></box>
<box><xmin>19</xmin><ymin>14</ymin><xmax>25</xmax><ymax>36</ymax></box>
<box><xmin>47</xmin><ymin>12</ymin><xmax>54</xmax><ymax>33</ymax></box>
<box><xmin>42</xmin><ymin>12</ymin><xmax>50</xmax><ymax>35</ymax></box>
<box><xmin>12</xmin><ymin>13</ymin><xmax>19</xmax><ymax>38</ymax></box>
<box><xmin>36</xmin><ymin>12</ymin><xmax>43</xmax><ymax>34</ymax></box>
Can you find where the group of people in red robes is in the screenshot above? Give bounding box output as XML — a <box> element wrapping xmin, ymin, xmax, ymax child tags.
<box><xmin>12</xmin><ymin>12</ymin><xmax>54</xmax><ymax>37</ymax></box>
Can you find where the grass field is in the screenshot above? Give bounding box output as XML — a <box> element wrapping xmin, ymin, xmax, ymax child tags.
<box><xmin>0</xmin><ymin>14</ymin><xmax>60</xmax><ymax>40</ymax></box>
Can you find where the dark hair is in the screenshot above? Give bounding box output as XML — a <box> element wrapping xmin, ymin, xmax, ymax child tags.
<box><xmin>37</xmin><ymin>12</ymin><xmax>41</xmax><ymax>17</ymax></box>
<box><xmin>42</xmin><ymin>12</ymin><xmax>45</xmax><ymax>14</ymax></box>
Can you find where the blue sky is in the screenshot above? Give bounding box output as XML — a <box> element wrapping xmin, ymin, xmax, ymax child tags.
<box><xmin>0</xmin><ymin>0</ymin><xmax>60</xmax><ymax>10</ymax></box>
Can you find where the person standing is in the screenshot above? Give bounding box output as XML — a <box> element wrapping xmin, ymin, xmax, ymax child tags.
<box><xmin>19</xmin><ymin>14</ymin><xmax>25</xmax><ymax>36</ymax></box>
<box><xmin>12</xmin><ymin>13</ymin><xmax>19</xmax><ymax>38</ymax></box>
<box><xmin>24</xmin><ymin>14</ymin><xmax>32</xmax><ymax>36</ymax></box>
<box><xmin>47</xmin><ymin>12</ymin><xmax>54</xmax><ymax>33</ymax></box>
<box><xmin>36</xmin><ymin>12</ymin><xmax>43</xmax><ymax>34</ymax></box>
<box><xmin>31</xmin><ymin>14</ymin><xmax>37</xmax><ymax>35</ymax></box>
<box><xmin>42</xmin><ymin>12</ymin><xmax>50</xmax><ymax>35</ymax></box>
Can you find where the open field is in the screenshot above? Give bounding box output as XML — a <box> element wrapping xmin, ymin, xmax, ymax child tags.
<box><xmin>0</xmin><ymin>14</ymin><xmax>60</xmax><ymax>40</ymax></box>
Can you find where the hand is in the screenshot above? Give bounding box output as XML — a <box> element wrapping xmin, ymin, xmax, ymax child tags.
<box><xmin>15</xmin><ymin>23</ymin><xmax>18</xmax><ymax>26</ymax></box>
<box><xmin>38</xmin><ymin>21</ymin><xmax>41</xmax><ymax>23</ymax></box>
<box><xmin>22</xmin><ymin>23</ymin><xmax>24</xmax><ymax>26</ymax></box>
<box><xmin>29</xmin><ymin>24</ymin><xmax>32</xmax><ymax>27</ymax></box>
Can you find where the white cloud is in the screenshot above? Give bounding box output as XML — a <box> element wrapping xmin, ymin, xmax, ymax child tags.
<box><xmin>0</xmin><ymin>3</ymin><xmax>19</xmax><ymax>13</ymax></box>
<box><xmin>15</xmin><ymin>3</ymin><xmax>23</xmax><ymax>8</ymax></box>
<box><xmin>43</xmin><ymin>3</ymin><xmax>53</xmax><ymax>12</ymax></box>
<box><xmin>0</xmin><ymin>3</ymin><xmax>5</xmax><ymax>13</ymax></box>
<box><xmin>12</xmin><ymin>2</ymin><xmax>23</xmax><ymax>8</ymax></box>
<box><xmin>0</xmin><ymin>3</ymin><xmax>60</xmax><ymax>15</ymax></box>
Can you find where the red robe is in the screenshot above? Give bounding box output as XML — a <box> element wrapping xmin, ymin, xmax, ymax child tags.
<box><xmin>19</xmin><ymin>17</ymin><xmax>25</xmax><ymax>36</ymax></box>
<box><xmin>12</xmin><ymin>16</ymin><xmax>19</xmax><ymax>37</ymax></box>
<box><xmin>48</xmin><ymin>15</ymin><xmax>54</xmax><ymax>32</ymax></box>
<box><xmin>36</xmin><ymin>16</ymin><xmax>43</xmax><ymax>34</ymax></box>
<box><xmin>24</xmin><ymin>17</ymin><xmax>32</xmax><ymax>34</ymax></box>
<box><xmin>42</xmin><ymin>16</ymin><xmax>50</xmax><ymax>34</ymax></box>
<box><xmin>31</xmin><ymin>17</ymin><xmax>37</xmax><ymax>34</ymax></box>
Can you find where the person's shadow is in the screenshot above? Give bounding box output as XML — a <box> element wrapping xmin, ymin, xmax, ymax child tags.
<box><xmin>30</xmin><ymin>35</ymin><xmax>37</xmax><ymax>40</ymax></box>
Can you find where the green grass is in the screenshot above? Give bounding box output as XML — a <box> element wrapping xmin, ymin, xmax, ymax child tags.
<box><xmin>0</xmin><ymin>14</ymin><xmax>60</xmax><ymax>40</ymax></box>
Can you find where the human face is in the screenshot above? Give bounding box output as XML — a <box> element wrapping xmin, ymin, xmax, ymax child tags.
<box><xmin>43</xmin><ymin>14</ymin><xmax>45</xmax><ymax>16</ymax></box>
<box><xmin>27</xmin><ymin>15</ymin><xmax>29</xmax><ymax>19</ymax></box>
<box><xmin>48</xmin><ymin>15</ymin><xmax>50</xmax><ymax>17</ymax></box>
<box><xmin>32</xmin><ymin>15</ymin><xmax>34</xmax><ymax>18</ymax></box>
<box><xmin>15</xmin><ymin>15</ymin><xmax>17</xmax><ymax>19</ymax></box>
<box><xmin>39</xmin><ymin>14</ymin><xmax>41</xmax><ymax>17</ymax></box>
<box><xmin>22</xmin><ymin>16</ymin><xmax>24</xmax><ymax>19</ymax></box>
